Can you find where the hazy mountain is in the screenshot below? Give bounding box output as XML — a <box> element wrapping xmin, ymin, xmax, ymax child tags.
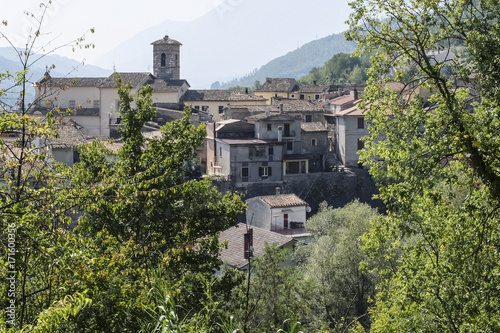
<box><xmin>0</xmin><ymin>47</ymin><xmax>112</xmax><ymax>106</ymax></box>
<box><xmin>214</xmin><ymin>32</ymin><xmax>356</xmax><ymax>89</ymax></box>
<box><xmin>92</xmin><ymin>0</ymin><xmax>352</xmax><ymax>89</ymax></box>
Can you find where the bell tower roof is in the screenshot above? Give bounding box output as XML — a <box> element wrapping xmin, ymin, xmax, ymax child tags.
<box><xmin>151</xmin><ymin>35</ymin><xmax>182</xmax><ymax>46</ymax></box>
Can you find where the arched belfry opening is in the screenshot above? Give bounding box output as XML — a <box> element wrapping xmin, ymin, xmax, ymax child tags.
<box><xmin>152</xmin><ymin>35</ymin><xmax>182</xmax><ymax>80</ymax></box>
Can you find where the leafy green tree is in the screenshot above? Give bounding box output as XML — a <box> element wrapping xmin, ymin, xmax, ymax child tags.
<box><xmin>346</xmin><ymin>0</ymin><xmax>500</xmax><ymax>331</ymax></box>
<box><xmin>0</xmin><ymin>3</ymin><xmax>98</xmax><ymax>332</ymax></box>
<box><xmin>71</xmin><ymin>74</ymin><xmax>245</xmax><ymax>331</ymax></box>
<box><xmin>299</xmin><ymin>52</ymin><xmax>370</xmax><ymax>85</ymax></box>
<box><xmin>295</xmin><ymin>200</ymin><xmax>379</xmax><ymax>332</ymax></box>
<box><xmin>234</xmin><ymin>243</ymin><xmax>307</xmax><ymax>333</ymax></box>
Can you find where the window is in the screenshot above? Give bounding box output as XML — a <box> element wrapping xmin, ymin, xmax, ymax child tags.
<box><xmin>93</xmin><ymin>100</ymin><xmax>100</xmax><ymax>109</ymax></box>
<box><xmin>218</xmin><ymin>106</ymin><xmax>224</xmax><ymax>114</ymax></box>
<box><xmin>305</xmin><ymin>115</ymin><xmax>312</xmax><ymax>122</ymax></box>
<box><xmin>202</xmin><ymin>106</ymin><xmax>209</xmax><ymax>111</ymax></box>
<box><xmin>291</xmin><ymin>94</ymin><xmax>295</xmax><ymax>98</ymax></box>
<box><xmin>69</xmin><ymin>100</ymin><xmax>76</xmax><ymax>108</ymax></box>
<box><xmin>268</xmin><ymin>147</ymin><xmax>274</xmax><ymax>155</ymax></box>
<box><xmin>250</xmin><ymin>145</ymin><xmax>266</xmax><ymax>158</ymax></box>
<box><xmin>284</xmin><ymin>123</ymin><xmax>290</xmax><ymax>137</ymax></box>
<box><xmin>267</xmin><ymin>123</ymin><xmax>272</xmax><ymax>131</ymax></box>
<box><xmin>242</xmin><ymin>167</ymin><xmax>249</xmax><ymax>177</ymax></box>
<box><xmin>357</xmin><ymin>138</ymin><xmax>365</xmax><ymax>150</ymax></box>
<box><xmin>315</xmin><ymin>94</ymin><xmax>320</xmax><ymax>100</ymax></box>
<box><xmin>259</xmin><ymin>166</ymin><xmax>272</xmax><ymax>177</ymax></box>
<box><xmin>219</xmin><ymin>147</ymin><xmax>223</xmax><ymax>157</ymax></box>
<box><xmin>311</xmin><ymin>138</ymin><xmax>317</xmax><ymax>146</ymax></box>
<box><xmin>300</xmin><ymin>94</ymin><xmax>305</xmax><ymax>100</ymax></box>
<box><xmin>286</xmin><ymin>141</ymin><xmax>293</xmax><ymax>151</ymax></box>
<box><xmin>357</xmin><ymin>117</ymin><xmax>365</xmax><ymax>129</ymax></box>
<box><xmin>284</xmin><ymin>213</ymin><xmax>289</xmax><ymax>229</ymax></box>
<box><xmin>161</xmin><ymin>53</ymin><xmax>166</xmax><ymax>67</ymax></box>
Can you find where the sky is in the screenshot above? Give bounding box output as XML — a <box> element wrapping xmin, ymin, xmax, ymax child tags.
<box><xmin>1</xmin><ymin>0</ymin><xmax>225</xmax><ymax>63</ymax></box>
<box><xmin>1</xmin><ymin>0</ymin><xmax>354</xmax><ymax>88</ymax></box>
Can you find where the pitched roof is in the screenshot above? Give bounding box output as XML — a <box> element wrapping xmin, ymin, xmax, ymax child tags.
<box><xmin>182</xmin><ymin>89</ymin><xmax>266</xmax><ymax>102</ymax></box>
<box><xmin>329</xmin><ymin>94</ymin><xmax>358</xmax><ymax>106</ymax></box>
<box><xmin>219</xmin><ymin>223</ymin><xmax>296</xmax><ymax>269</ymax></box>
<box><xmin>36</xmin><ymin>76</ymin><xmax>107</xmax><ymax>87</ymax></box>
<box><xmin>295</xmin><ymin>84</ymin><xmax>330</xmax><ymax>94</ymax></box>
<box><xmin>49</xmin><ymin>118</ymin><xmax>86</xmax><ymax>149</ymax></box>
<box><xmin>270</xmin><ymin>99</ymin><xmax>324</xmax><ymax>112</ymax></box>
<box><xmin>149</xmin><ymin>79</ymin><xmax>188</xmax><ymax>93</ymax></box>
<box><xmin>99</xmin><ymin>72</ymin><xmax>153</xmax><ymax>88</ymax></box>
<box><xmin>255</xmin><ymin>78</ymin><xmax>300</xmax><ymax>93</ymax></box>
<box><xmin>301</xmin><ymin>122</ymin><xmax>328</xmax><ymax>132</ymax></box>
<box><xmin>335</xmin><ymin>103</ymin><xmax>365</xmax><ymax>116</ymax></box>
<box><xmin>37</xmin><ymin>72</ymin><xmax>188</xmax><ymax>93</ymax></box>
<box><xmin>151</xmin><ymin>35</ymin><xmax>182</xmax><ymax>46</ymax></box>
<box><xmin>256</xmin><ymin>193</ymin><xmax>307</xmax><ymax>208</ymax></box>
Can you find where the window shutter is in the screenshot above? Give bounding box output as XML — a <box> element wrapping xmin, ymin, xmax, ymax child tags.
<box><xmin>268</xmin><ymin>167</ymin><xmax>272</xmax><ymax>176</ymax></box>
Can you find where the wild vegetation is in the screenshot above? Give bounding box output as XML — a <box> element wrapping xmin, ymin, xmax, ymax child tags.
<box><xmin>3</xmin><ymin>0</ymin><xmax>500</xmax><ymax>332</ymax></box>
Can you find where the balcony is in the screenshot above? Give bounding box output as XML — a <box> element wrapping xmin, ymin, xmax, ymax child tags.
<box><xmin>271</xmin><ymin>222</ymin><xmax>308</xmax><ymax>237</ymax></box>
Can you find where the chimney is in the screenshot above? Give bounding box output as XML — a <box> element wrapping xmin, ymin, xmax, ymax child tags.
<box><xmin>276</xmin><ymin>187</ymin><xmax>281</xmax><ymax>195</ymax></box>
<box><xmin>351</xmin><ymin>87</ymin><xmax>359</xmax><ymax>100</ymax></box>
<box><xmin>244</xmin><ymin>228</ymin><xmax>253</xmax><ymax>259</ymax></box>
<box><xmin>278</xmin><ymin>126</ymin><xmax>283</xmax><ymax>142</ymax></box>
<box><xmin>265</xmin><ymin>109</ymin><xmax>270</xmax><ymax>117</ymax></box>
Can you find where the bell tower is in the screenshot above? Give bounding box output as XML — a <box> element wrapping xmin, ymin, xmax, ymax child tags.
<box><xmin>151</xmin><ymin>35</ymin><xmax>181</xmax><ymax>80</ymax></box>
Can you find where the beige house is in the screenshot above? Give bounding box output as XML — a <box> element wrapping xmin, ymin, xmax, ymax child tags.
<box><xmin>182</xmin><ymin>90</ymin><xmax>267</xmax><ymax>122</ymax></box>
<box><xmin>332</xmin><ymin>101</ymin><xmax>368</xmax><ymax>167</ymax></box>
<box><xmin>246</xmin><ymin>193</ymin><xmax>309</xmax><ymax>239</ymax></box>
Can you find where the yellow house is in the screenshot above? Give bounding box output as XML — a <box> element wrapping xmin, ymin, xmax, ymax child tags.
<box><xmin>254</xmin><ymin>78</ymin><xmax>300</xmax><ymax>104</ymax></box>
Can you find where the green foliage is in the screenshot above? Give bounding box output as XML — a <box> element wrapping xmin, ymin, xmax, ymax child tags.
<box><xmin>141</xmin><ymin>272</ymin><xmax>240</xmax><ymax>333</ymax></box>
<box><xmin>234</xmin><ymin>243</ymin><xmax>307</xmax><ymax>333</ymax></box>
<box><xmin>21</xmin><ymin>292</ymin><xmax>92</xmax><ymax>333</ymax></box>
<box><xmin>299</xmin><ymin>53</ymin><xmax>370</xmax><ymax>85</ymax></box>
<box><xmin>70</xmin><ymin>74</ymin><xmax>245</xmax><ymax>331</ymax></box>
<box><xmin>346</xmin><ymin>0</ymin><xmax>500</xmax><ymax>331</ymax></box>
<box><xmin>296</xmin><ymin>200</ymin><xmax>379</xmax><ymax>332</ymax></box>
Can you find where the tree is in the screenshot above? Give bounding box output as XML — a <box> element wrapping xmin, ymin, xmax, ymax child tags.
<box><xmin>234</xmin><ymin>243</ymin><xmax>307</xmax><ymax>333</ymax></box>
<box><xmin>295</xmin><ymin>200</ymin><xmax>380</xmax><ymax>332</ymax></box>
<box><xmin>0</xmin><ymin>2</ymin><xmax>99</xmax><ymax>332</ymax></box>
<box><xmin>346</xmin><ymin>0</ymin><xmax>500</xmax><ymax>331</ymax></box>
<box><xmin>70</xmin><ymin>74</ymin><xmax>245</xmax><ymax>331</ymax></box>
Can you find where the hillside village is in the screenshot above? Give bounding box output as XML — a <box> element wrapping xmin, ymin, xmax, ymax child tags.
<box><xmin>32</xmin><ymin>36</ymin><xmax>380</xmax><ymax>200</ymax></box>
<box><xmin>26</xmin><ymin>36</ymin><xmax>382</xmax><ymax>246</ymax></box>
<box><xmin>11</xmin><ymin>35</ymin><xmax>391</xmax><ymax>268</ymax></box>
<box><xmin>4</xmin><ymin>0</ymin><xmax>500</xmax><ymax>330</ymax></box>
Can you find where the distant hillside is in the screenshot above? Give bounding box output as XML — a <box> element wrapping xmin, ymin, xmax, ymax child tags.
<box><xmin>213</xmin><ymin>33</ymin><xmax>356</xmax><ymax>89</ymax></box>
<box><xmin>93</xmin><ymin>0</ymin><xmax>353</xmax><ymax>89</ymax></box>
<box><xmin>0</xmin><ymin>47</ymin><xmax>112</xmax><ymax>107</ymax></box>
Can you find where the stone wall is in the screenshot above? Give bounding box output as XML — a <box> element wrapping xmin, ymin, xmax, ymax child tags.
<box><xmin>213</xmin><ymin>168</ymin><xmax>385</xmax><ymax>221</ymax></box>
